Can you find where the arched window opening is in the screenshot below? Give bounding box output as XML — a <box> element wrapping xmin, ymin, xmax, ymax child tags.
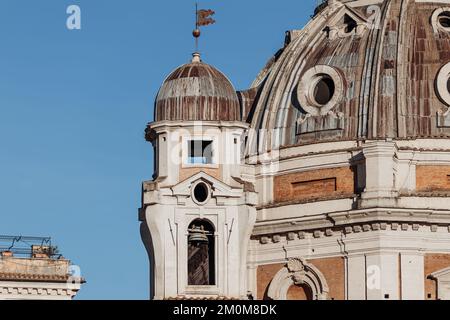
<box><xmin>188</xmin><ymin>219</ymin><xmax>215</xmax><ymax>286</ymax></box>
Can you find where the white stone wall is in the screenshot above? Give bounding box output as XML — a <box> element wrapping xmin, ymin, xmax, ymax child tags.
<box><xmin>142</xmin><ymin>122</ymin><xmax>257</xmax><ymax>300</ymax></box>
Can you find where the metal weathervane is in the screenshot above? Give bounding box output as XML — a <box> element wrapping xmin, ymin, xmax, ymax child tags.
<box><xmin>192</xmin><ymin>3</ymin><xmax>216</xmax><ymax>52</ymax></box>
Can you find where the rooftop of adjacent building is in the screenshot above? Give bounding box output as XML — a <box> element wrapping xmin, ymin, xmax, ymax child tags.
<box><xmin>0</xmin><ymin>236</ymin><xmax>84</xmax><ymax>283</ymax></box>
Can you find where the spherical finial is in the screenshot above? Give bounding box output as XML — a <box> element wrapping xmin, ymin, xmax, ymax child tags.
<box><xmin>193</xmin><ymin>29</ymin><xmax>201</xmax><ymax>38</ymax></box>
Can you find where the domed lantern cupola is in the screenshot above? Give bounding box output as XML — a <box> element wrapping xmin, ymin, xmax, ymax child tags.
<box><xmin>154</xmin><ymin>52</ymin><xmax>241</xmax><ymax>123</ymax></box>
<box><xmin>146</xmin><ymin>51</ymin><xmax>246</xmax><ymax>187</ymax></box>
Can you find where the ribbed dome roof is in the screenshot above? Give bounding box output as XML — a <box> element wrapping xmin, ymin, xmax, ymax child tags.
<box><xmin>155</xmin><ymin>53</ymin><xmax>240</xmax><ymax>122</ymax></box>
<box><xmin>243</xmin><ymin>0</ymin><xmax>450</xmax><ymax>155</ymax></box>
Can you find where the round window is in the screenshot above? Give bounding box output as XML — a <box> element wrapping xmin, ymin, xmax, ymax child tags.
<box><xmin>435</xmin><ymin>63</ymin><xmax>450</xmax><ymax>106</ymax></box>
<box><xmin>432</xmin><ymin>8</ymin><xmax>450</xmax><ymax>33</ymax></box>
<box><xmin>312</xmin><ymin>75</ymin><xmax>335</xmax><ymax>105</ymax></box>
<box><xmin>297</xmin><ymin>65</ymin><xmax>344</xmax><ymax>116</ymax></box>
<box><xmin>438</xmin><ymin>12</ymin><xmax>450</xmax><ymax>29</ymax></box>
<box><xmin>192</xmin><ymin>182</ymin><xmax>210</xmax><ymax>204</ymax></box>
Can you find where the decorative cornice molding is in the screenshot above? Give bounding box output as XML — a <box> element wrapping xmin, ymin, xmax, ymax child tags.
<box><xmin>0</xmin><ymin>273</ymin><xmax>70</xmax><ymax>282</ymax></box>
<box><xmin>253</xmin><ymin>221</ymin><xmax>450</xmax><ymax>245</ymax></box>
<box><xmin>0</xmin><ymin>285</ymin><xmax>79</xmax><ymax>298</ymax></box>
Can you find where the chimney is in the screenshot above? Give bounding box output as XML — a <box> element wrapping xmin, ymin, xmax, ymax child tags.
<box><xmin>1</xmin><ymin>251</ymin><xmax>13</xmax><ymax>258</ymax></box>
<box><xmin>31</xmin><ymin>245</ymin><xmax>51</xmax><ymax>259</ymax></box>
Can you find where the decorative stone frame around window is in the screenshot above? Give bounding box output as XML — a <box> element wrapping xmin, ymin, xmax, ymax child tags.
<box><xmin>436</xmin><ymin>62</ymin><xmax>450</xmax><ymax>107</ymax></box>
<box><xmin>267</xmin><ymin>258</ymin><xmax>329</xmax><ymax>300</ymax></box>
<box><xmin>296</xmin><ymin>65</ymin><xmax>344</xmax><ymax>117</ymax></box>
<box><xmin>436</xmin><ymin>62</ymin><xmax>450</xmax><ymax>128</ymax></box>
<box><xmin>191</xmin><ymin>181</ymin><xmax>211</xmax><ymax>206</ymax></box>
<box><xmin>181</xmin><ymin>135</ymin><xmax>219</xmax><ymax>169</ymax></box>
<box><xmin>431</xmin><ymin>8</ymin><xmax>450</xmax><ymax>33</ymax></box>
<box><xmin>182</xmin><ymin>213</ymin><xmax>221</xmax><ymax>296</ymax></box>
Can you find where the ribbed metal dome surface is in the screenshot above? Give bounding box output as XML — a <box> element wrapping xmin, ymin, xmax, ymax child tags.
<box><xmin>242</xmin><ymin>0</ymin><xmax>450</xmax><ymax>155</ymax></box>
<box><xmin>155</xmin><ymin>54</ymin><xmax>240</xmax><ymax>122</ymax></box>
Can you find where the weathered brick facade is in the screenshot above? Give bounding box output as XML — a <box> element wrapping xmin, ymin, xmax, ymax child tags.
<box><xmin>416</xmin><ymin>166</ymin><xmax>450</xmax><ymax>192</ymax></box>
<box><xmin>286</xmin><ymin>284</ymin><xmax>312</xmax><ymax>300</ymax></box>
<box><xmin>274</xmin><ymin>167</ymin><xmax>355</xmax><ymax>203</ymax></box>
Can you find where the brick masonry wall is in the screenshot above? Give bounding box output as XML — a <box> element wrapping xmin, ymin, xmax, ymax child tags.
<box><xmin>273</xmin><ymin>167</ymin><xmax>355</xmax><ymax>203</ymax></box>
<box><xmin>256</xmin><ymin>257</ymin><xmax>345</xmax><ymax>300</ymax></box>
<box><xmin>424</xmin><ymin>254</ymin><xmax>450</xmax><ymax>300</ymax></box>
<box><xmin>286</xmin><ymin>284</ymin><xmax>311</xmax><ymax>300</ymax></box>
<box><xmin>416</xmin><ymin>166</ymin><xmax>450</xmax><ymax>192</ymax></box>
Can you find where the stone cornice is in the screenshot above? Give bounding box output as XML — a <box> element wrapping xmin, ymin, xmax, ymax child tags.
<box><xmin>252</xmin><ymin>208</ymin><xmax>450</xmax><ymax>243</ymax></box>
<box><xmin>148</xmin><ymin>120</ymin><xmax>249</xmax><ymax>131</ymax></box>
<box><xmin>253</xmin><ymin>220</ymin><xmax>450</xmax><ymax>245</ymax></box>
<box><xmin>398</xmin><ymin>147</ymin><xmax>450</xmax><ymax>153</ymax></box>
<box><xmin>0</xmin><ymin>285</ymin><xmax>79</xmax><ymax>298</ymax></box>
<box><xmin>0</xmin><ymin>273</ymin><xmax>85</xmax><ymax>284</ymax></box>
<box><xmin>400</xmin><ymin>191</ymin><xmax>450</xmax><ymax>198</ymax></box>
<box><xmin>0</xmin><ymin>273</ymin><xmax>68</xmax><ymax>282</ymax></box>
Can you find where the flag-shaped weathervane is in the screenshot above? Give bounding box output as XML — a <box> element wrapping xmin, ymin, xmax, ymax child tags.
<box><xmin>193</xmin><ymin>3</ymin><xmax>216</xmax><ymax>52</ymax></box>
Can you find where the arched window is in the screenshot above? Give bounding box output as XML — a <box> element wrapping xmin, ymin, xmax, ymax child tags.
<box><xmin>187</xmin><ymin>219</ymin><xmax>215</xmax><ymax>286</ymax></box>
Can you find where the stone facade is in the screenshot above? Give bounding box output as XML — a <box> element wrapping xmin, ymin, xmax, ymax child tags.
<box><xmin>141</xmin><ymin>0</ymin><xmax>450</xmax><ymax>300</ymax></box>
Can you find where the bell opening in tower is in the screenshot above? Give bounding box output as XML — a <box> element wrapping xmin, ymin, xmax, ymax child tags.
<box><xmin>187</xmin><ymin>219</ymin><xmax>215</xmax><ymax>286</ymax></box>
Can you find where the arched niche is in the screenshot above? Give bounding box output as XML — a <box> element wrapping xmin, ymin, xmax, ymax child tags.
<box><xmin>187</xmin><ymin>219</ymin><xmax>215</xmax><ymax>286</ymax></box>
<box><xmin>267</xmin><ymin>258</ymin><xmax>329</xmax><ymax>300</ymax></box>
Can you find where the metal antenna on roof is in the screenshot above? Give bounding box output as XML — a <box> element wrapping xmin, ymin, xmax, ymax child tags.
<box><xmin>193</xmin><ymin>3</ymin><xmax>200</xmax><ymax>52</ymax></box>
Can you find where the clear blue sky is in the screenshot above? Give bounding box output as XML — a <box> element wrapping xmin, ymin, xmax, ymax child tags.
<box><xmin>0</xmin><ymin>0</ymin><xmax>315</xmax><ymax>299</ymax></box>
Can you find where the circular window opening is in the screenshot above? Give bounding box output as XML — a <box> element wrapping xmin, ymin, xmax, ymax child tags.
<box><xmin>312</xmin><ymin>76</ymin><xmax>335</xmax><ymax>106</ymax></box>
<box><xmin>438</xmin><ymin>12</ymin><xmax>450</xmax><ymax>29</ymax></box>
<box><xmin>193</xmin><ymin>182</ymin><xmax>209</xmax><ymax>204</ymax></box>
<box><xmin>447</xmin><ymin>77</ymin><xmax>450</xmax><ymax>94</ymax></box>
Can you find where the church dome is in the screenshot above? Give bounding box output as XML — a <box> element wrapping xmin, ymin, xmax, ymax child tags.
<box><xmin>243</xmin><ymin>0</ymin><xmax>450</xmax><ymax>155</ymax></box>
<box><xmin>155</xmin><ymin>53</ymin><xmax>240</xmax><ymax>122</ymax></box>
